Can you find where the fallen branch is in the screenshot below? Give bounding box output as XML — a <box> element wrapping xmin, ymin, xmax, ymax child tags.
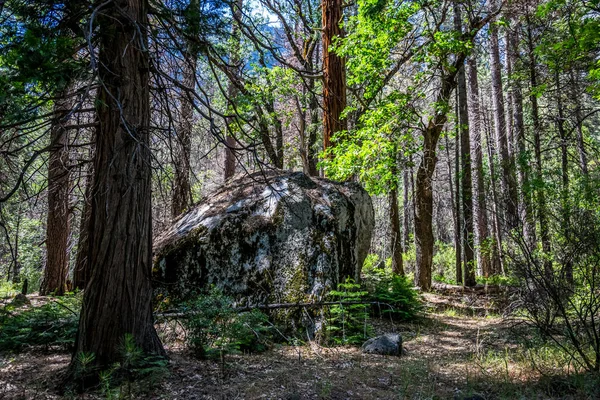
<box><xmin>155</xmin><ymin>300</ymin><xmax>387</xmax><ymax>320</ymax></box>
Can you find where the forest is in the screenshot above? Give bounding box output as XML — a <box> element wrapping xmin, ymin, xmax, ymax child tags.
<box><xmin>0</xmin><ymin>0</ymin><xmax>600</xmax><ymax>398</ymax></box>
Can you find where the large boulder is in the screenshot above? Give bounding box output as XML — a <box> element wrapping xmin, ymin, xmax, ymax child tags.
<box><xmin>153</xmin><ymin>171</ymin><xmax>374</xmax><ymax>307</ymax></box>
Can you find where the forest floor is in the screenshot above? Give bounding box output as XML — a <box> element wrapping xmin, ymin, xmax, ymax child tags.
<box><xmin>1</xmin><ymin>288</ymin><xmax>597</xmax><ymax>400</ymax></box>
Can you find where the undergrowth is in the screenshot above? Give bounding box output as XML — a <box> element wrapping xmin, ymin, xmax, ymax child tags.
<box><xmin>0</xmin><ymin>293</ymin><xmax>80</xmax><ymax>353</ymax></box>
<box><xmin>180</xmin><ymin>287</ymin><xmax>272</xmax><ymax>359</ymax></box>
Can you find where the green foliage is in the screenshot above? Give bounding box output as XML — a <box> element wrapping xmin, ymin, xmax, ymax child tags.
<box><xmin>432</xmin><ymin>241</ymin><xmax>456</xmax><ymax>283</ymax></box>
<box><xmin>322</xmin><ymin>92</ymin><xmax>417</xmax><ymax>194</ymax></box>
<box><xmin>362</xmin><ymin>264</ymin><xmax>421</xmax><ymax>321</ymax></box>
<box><xmin>71</xmin><ymin>335</ymin><xmax>168</xmax><ymax>398</ymax></box>
<box><xmin>0</xmin><ymin>0</ymin><xmax>88</xmax><ymax>123</ymax></box>
<box><xmin>0</xmin><ymin>281</ymin><xmax>19</xmax><ymax>298</ymax></box>
<box><xmin>325</xmin><ymin>278</ymin><xmax>373</xmax><ymax>345</ymax></box>
<box><xmin>181</xmin><ymin>288</ymin><xmax>272</xmax><ymax>358</ymax></box>
<box><xmin>334</xmin><ymin>0</ymin><xmax>418</xmax><ymax>99</ymax></box>
<box><xmin>0</xmin><ymin>293</ymin><xmax>80</xmax><ymax>353</ymax></box>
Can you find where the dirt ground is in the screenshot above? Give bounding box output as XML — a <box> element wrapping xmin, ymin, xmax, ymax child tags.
<box><xmin>0</xmin><ymin>290</ymin><xmax>593</xmax><ymax>400</ymax></box>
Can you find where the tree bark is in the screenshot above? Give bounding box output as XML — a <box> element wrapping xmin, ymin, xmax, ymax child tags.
<box><xmin>70</xmin><ymin>0</ymin><xmax>164</xmax><ymax>374</ymax></box>
<box><xmin>172</xmin><ymin>19</ymin><xmax>197</xmax><ymax>218</ymax></box>
<box><xmin>389</xmin><ymin>188</ymin><xmax>404</xmax><ymax>275</ymax></box>
<box><xmin>322</xmin><ymin>0</ymin><xmax>346</xmax><ymax>151</ymax></box>
<box><xmin>444</xmin><ymin>130</ymin><xmax>461</xmax><ymax>284</ymax></box>
<box><xmin>555</xmin><ymin>70</ymin><xmax>573</xmax><ymax>284</ymax></box>
<box><xmin>507</xmin><ymin>24</ymin><xmax>535</xmax><ymax>246</ymax></box>
<box><xmin>489</xmin><ymin>13</ymin><xmax>518</xmax><ymax>229</ymax></box>
<box><xmin>456</xmin><ymin>11</ymin><xmax>476</xmax><ymax>287</ymax></box>
<box><xmin>73</xmin><ymin>161</ymin><xmax>92</xmax><ymax>290</ymax></box>
<box><xmin>526</xmin><ymin>17</ymin><xmax>552</xmax><ymax>277</ymax></box>
<box><xmin>224</xmin><ymin>0</ymin><xmax>243</xmax><ymax>180</ymax></box>
<box><xmin>402</xmin><ymin>164</ymin><xmax>412</xmax><ymax>250</ymax></box>
<box><xmin>415</xmin><ymin>73</ymin><xmax>458</xmax><ymax>290</ymax></box>
<box><xmin>569</xmin><ymin>71</ymin><xmax>589</xmax><ymax>177</ymax></box>
<box><xmin>40</xmin><ymin>90</ymin><xmax>71</xmax><ymax>296</ymax></box>
<box><xmin>466</xmin><ymin>56</ymin><xmax>492</xmax><ymax>278</ymax></box>
<box><xmin>483</xmin><ymin>98</ymin><xmax>505</xmax><ymax>275</ymax></box>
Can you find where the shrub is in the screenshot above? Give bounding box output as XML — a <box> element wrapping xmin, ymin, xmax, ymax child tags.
<box><xmin>71</xmin><ymin>334</ymin><xmax>168</xmax><ymax>396</ymax></box>
<box><xmin>324</xmin><ymin>278</ymin><xmax>373</xmax><ymax>345</ymax></box>
<box><xmin>363</xmin><ymin>265</ymin><xmax>421</xmax><ymax>321</ymax></box>
<box><xmin>181</xmin><ymin>288</ymin><xmax>272</xmax><ymax>358</ymax></box>
<box><xmin>511</xmin><ymin>201</ymin><xmax>600</xmax><ymax>373</ymax></box>
<box><xmin>0</xmin><ymin>293</ymin><xmax>80</xmax><ymax>353</ymax></box>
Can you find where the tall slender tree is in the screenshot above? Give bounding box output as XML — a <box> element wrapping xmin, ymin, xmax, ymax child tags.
<box><xmin>456</xmin><ymin>5</ymin><xmax>475</xmax><ymax>287</ymax></box>
<box><xmin>489</xmin><ymin>3</ymin><xmax>519</xmax><ymax>229</ymax></box>
<box><xmin>466</xmin><ymin>56</ymin><xmax>492</xmax><ymax>278</ymax></box>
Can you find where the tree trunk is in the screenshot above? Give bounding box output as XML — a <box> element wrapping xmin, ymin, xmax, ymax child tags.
<box><xmin>444</xmin><ymin>130</ymin><xmax>461</xmax><ymax>284</ymax></box>
<box><xmin>322</xmin><ymin>0</ymin><xmax>346</xmax><ymax>151</ymax></box>
<box><xmin>489</xmin><ymin>13</ymin><xmax>518</xmax><ymax>229</ymax></box>
<box><xmin>172</xmin><ymin>39</ymin><xmax>196</xmax><ymax>218</ymax></box>
<box><xmin>466</xmin><ymin>56</ymin><xmax>492</xmax><ymax>278</ymax></box>
<box><xmin>483</xmin><ymin>99</ymin><xmax>504</xmax><ymax>275</ymax></box>
<box><xmin>569</xmin><ymin>70</ymin><xmax>589</xmax><ymax>177</ymax></box>
<box><xmin>73</xmin><ymin>162</ymin><xmax>93</xmax><ymax>290</ymax></box>
<box><xmin>40</xmin><ymin>90</ymin><xmax>71</xmax><ymax>296</ymax></box>
<box><xmin>224</xmin><ymin>0</ymin><xmax>243</xmax><ymax>180</ymax></box>
<box><xmin>402</xmin><ymin>164</ymin><xmax>412</xmax><ymax>250</ymax></box>
<box><xmin>555</xmin><ymin>70</ymin><xmax>573</xmax><ymax>284</ymax></box>
<box><xmin>507</xmin><ymin>24</ymin><xmax>535</xmax><ymax>246</ymax></box>
<box><xmin>389</xmin><ymin>188</ymin><xmax>404</xmax><ymax>275</ymax></box>
<box><xmin>415</xmin><ymin>73</ymin><xmax>458</xmax><ymax>290</ymax></box>
<box><xmin>526</xmin><ymin>18</ymin><xmax>552</xmax><ymax>277</ymax></box>
<box><xmin>70</xmin><ymin>0</ymin><xmax>164</xmax><ymax>374</ymax></box>
<box><xmin>456</xmin><ymin>9</ymin><xmax>475</xmax><ymax>287</ymax></box>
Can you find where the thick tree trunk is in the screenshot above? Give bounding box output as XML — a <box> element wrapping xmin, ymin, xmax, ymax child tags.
<box><xmin>489</xmin><ymin>15</ymin><xmax>518</xmax><ymax>229</ymax></box>
<box><xmin>70</xmin><ymin>0</ymin><xmax>164</xmax><ymax>373</ymax></box>
<box><xmin>456</xmin><ymin>15</ymin><xmax>476</xmax><ymax>287</ymax></box>
<box><xmin>466</xmin><ymin>57</ymin><xmax>492</xmax><ymax>278</ymax></box>
<box><xmin>389</xmin><ymin>188</ymin><xmax>404</xmax><ymax>275</ymax></box>
<box><xmin>415</xmin><ymin>74</ymin><xmax>457</xmax><ymax>290</ymax></box>
<box><xmin>322</xmin><ymin>0</ymin><xmax>346</xmax><ymax>151</ymax></box>
<box><xmin>40</xmin><ymin>90</ymin><xmax>71</xmax><ymax>296</ymax></box>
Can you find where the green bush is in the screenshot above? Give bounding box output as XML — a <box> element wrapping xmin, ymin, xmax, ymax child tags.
<box><xmin>363</xmin><ymin>266</ymin><xmax>421</xmax><ymax>321</ymax></box>
<box><xmin>71</xmin><ymin>334</ymin><xmax>168</xmax><ymax>396</ymax></box>
<box><xmin>325</xmin><ymin>278</ymin><xmax>373</xmax><ymax>345</ymax></box>
<box><xmin>181</xmin><ymin>288</ymin><xmax>272</xmax><ymax>358</ymax></box>
<box><xmin>0</xmin><ymin>293</ymin><xmax>80</xmax><ymax>353</ymax></box>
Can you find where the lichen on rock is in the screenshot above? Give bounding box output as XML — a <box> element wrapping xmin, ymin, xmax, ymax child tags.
<box><xmin>153</xmin><ymin>170</ymin><xmax>374</xmax><ymax>311</ymax></box>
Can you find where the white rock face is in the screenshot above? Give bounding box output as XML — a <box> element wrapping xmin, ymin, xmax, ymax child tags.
<box><xmin>153</xmin><ymin>171</ymin><xmax>374</xmax><ymax>307</ymax></box>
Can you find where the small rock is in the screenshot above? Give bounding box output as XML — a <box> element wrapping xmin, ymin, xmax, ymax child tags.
<box><xmin>361</xmin><ymin>333</ymin><xmax>402</xmax><ymax>356</ymax></box>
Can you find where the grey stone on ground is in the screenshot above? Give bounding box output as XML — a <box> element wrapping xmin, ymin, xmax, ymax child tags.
<box><xmin>153</xmin><ymin>170</ymin><xmax>374</xmax><ymax>309</ymax></box>
<box><xmin>361</xmin><ymin>333</ymin><xmax>403</xmax><ymax>356</ymax></box>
